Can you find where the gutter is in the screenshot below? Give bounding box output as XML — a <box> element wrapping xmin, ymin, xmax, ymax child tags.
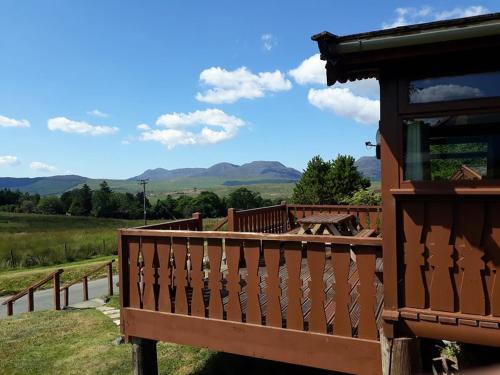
<box><xmin>313</xmin><ymin>20</ymin><xmax>500</xmax><ymax>56</ymax></box>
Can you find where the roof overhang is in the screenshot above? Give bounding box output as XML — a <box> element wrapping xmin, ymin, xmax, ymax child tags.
<box><xmin>312</xmin><ymin>13</ymin><xmax>500</xmax><ymax>85</ymax></box>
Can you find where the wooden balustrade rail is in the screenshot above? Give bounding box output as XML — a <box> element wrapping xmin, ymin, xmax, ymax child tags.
<box><xmin>287</xmin><ymin>204</ymin><xmax>382</xmax><ymax>233</ymax></box>
<box><xmin>2</xmin><ymin>269</ymin><xmax>63</xmax><ymax>316</ymax></box>
<box><xmin>228</xmin><ymin>203</ymin><xmax>289</xmax><ymax>233</ymax></box>
<box><xmin>61</xmin><ymin>260</ymin><xmax>115</xmax><ymax>307</ymax></box>
<box><xmin>119</xmin><ymin>229</ymin><xmax>383</xmax><ymax>339</ymax></box>
<box><xmin>134</xmin><ymin>212</ymin><xmax>202</xmax><ymax>231</ymax></box>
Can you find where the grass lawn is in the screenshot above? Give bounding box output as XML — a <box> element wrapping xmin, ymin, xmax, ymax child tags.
<box><xmin>0</xmin><ymin>307</ymin><xmax>332</xmax><ymax>375</ymax></box>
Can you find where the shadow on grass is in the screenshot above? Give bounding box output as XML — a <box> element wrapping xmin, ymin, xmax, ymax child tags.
<box><xmin>193</xmin><ymin>352</ymin><xmax>342</xmax><ymax>375</ymax></box>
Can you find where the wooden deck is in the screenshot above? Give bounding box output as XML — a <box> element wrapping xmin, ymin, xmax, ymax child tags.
<box><xmin>119</xmin><ymin>229</ymin><xmax>384</xmax><ymax>374</ymax></box>
<box><xmin>183</xmin><ymin>254</ymin><xmax>385</xmax><ymax>336</ymax></box>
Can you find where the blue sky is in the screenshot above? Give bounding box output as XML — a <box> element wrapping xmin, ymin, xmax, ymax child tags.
<box><xmin>1</xmin><ymin>1</ymin><xmax>498</xmax><ymax>178</ymax></box>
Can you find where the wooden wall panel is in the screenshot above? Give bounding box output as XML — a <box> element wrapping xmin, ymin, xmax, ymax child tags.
<box><xmin>402</xmin><ymin>201</ymin><xmax>426</xmax><ymax>308</ymax></box>
<box><xmin>455</xmin><ymin>203</ymin><xmax>486</xmax><ymax>315</ymax></box>
<box><xmin>426</xmin><ymin>202</ymin><xmax>455</xmax><ymax>312</ymax></box>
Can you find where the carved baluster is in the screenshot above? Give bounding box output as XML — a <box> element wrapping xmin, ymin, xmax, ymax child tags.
<box><xmin>455</xmin><ymin>203</ymin><xmax>486</xmax><ymax>315</ymax></box>
<box><xmin>207</xmin><ymin>238</ymin><xmax>223</xmax><ymax>319</ymax></box>
<box><xmin>331</xmin><ymin>244</ymin><xmax>351</xmax><ymax>336</ymax></box>
<box><xmin>307</xmin><ymin>242</ymin><xmax>327</xmax><ymax>333</ymax></box>
<box><xmin>356</xmin><ymin>246</ymin><xmax>378</xmax><ymax>340</ymax></box>
<box><xmin>226</xmin><ymin>239</ymin><xmax>242</xmax><ymax>322</ymax></box>
<box><xmin>284</xmin><ymin>241</ymin><xmax>303</xmax><ymax>330</ymax></box>
<box><xmin>484</xmin><ymin>203</ymin><xmax>500</xmax><ymax>317</ymax></box>
<box><xmin>243</xmin><ymin>240</ymin><xmax>262</xmax><ymax>324</ymax></box>
<box><xmin>189</xmin><ymin>238</ymin><xmax>205</xmax><ymax>317</ymax></box>
<box><xmin>426</xmin><ymin>202</ymin><xmax>454</xmax><ymax>312</ymax></box>
<box><xmin>402</xmin><ymin>201</ymin><xmax>426</xmax><ymax>308</ymax></box>
<box><xmin>141</xmin><ymin>238</ymin><xmax>156</xmax><ymax>311</ymax></box>
<box><xmin>128</xmin><ymin>238</ymin><xmax>141</xmax><ymax>308</ymax></box>
<box><xmin>156</xmin><ymin>237</ymin><xmax>171</xmax><ymax>313</ymax></box>
<box><xmin>172</xmin><ymin>237</ymin><xmax>188</xmax><ymax>314</ymax></box>
<box><xmin>263</xmin><ymin>240</ymin><xmax>282</xmax><ymax>327</ymax></box>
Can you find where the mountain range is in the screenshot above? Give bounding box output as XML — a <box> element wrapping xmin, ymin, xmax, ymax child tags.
<box><xmin>0</xmin><ymin>158</ymin><xmax>380</xmax><ymax>196</ymax></box>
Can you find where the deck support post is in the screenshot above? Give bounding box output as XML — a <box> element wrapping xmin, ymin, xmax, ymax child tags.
<box><xmin>131</xmin><ymin>337</ymin><xmax>158</xmax><ymax>375</ymax></box>
<box><xmin>380</xmin><ymin>330</ymin><xmax>422</xmax><ymax>375</ymax></box>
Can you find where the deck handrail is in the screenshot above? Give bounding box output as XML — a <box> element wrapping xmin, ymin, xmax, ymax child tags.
<box><xmin>2</xmin><ymin>269</ymin><xmax>63</xmax><ymax>316</ymax></box>
<box><xmin>61</xmin><ymin>260</ymin><xmax>115</xmax><ymax>307</ymax></box>
<box><xmin>134</xmin><ymin>212</ymin><xmax>202</xmax><ymax>231</ymax></box>
<box><xmin>119</xmin><ymin>228</ymin><xmax>383</xmax><ymax>246</ymax></box>
<box><xmin>228</xmin><ymin>203</ymin><xmax>289</xmax><ymax>233</ymax></box>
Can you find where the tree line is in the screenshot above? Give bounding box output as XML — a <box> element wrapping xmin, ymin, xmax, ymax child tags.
<box><xmin>0</xmin><ymin>154</ymin><xmax>380</xmax><ymax>220</ymax></box>
<box><xmin>0</xmin><ymin>182</ymin><xmax>284</xmax><ymax>220</ymax></box>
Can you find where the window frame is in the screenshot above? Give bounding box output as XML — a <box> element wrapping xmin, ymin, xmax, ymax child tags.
<box><xmin>398</xmin><ymin>76</ymin><xmax>500</xmax><ymax>189</ymax></box>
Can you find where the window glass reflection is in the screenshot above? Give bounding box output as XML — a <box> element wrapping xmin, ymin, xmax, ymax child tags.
<box><xmin>409</xmin><ymin>72</ymin><xmax>500</xmax><ymax>103</ymax></box>
<box><xmin>404</xmin><ymin>114</ymin><xmax>500</xmax><ymax>181</ymax></box>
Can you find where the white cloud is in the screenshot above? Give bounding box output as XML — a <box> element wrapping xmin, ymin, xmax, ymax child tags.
<box><xmin>289</xmin><ymin>54</ymin><xmax>326</xmax><ymax>85</ymax></box>
<box><xmin>261</xmin><ymin>33</ymin><xmax>277</xmax><ymax>51</ymax></box>
<box><xmin>87</xmin><ymin>109</ymin><xmax>108</xmax><ymax>118</ymax></box>
<box><xmin>137</xmin><ymin>123</ymin><xmax>150</xmax><ymax>130</ymax></box>
<box><xmin>30</xmin><ymin>161</ymin><xmax>57</xmax><ymax>172</ymax></box>
<box><xmin>308</xmin><ymin>87</ymin><xmax>380</xmax><ymax>125</ymax></box>
<box><xmin>411</xmin><ymin>84</ymin><xmax>483</xmax><ymax>103</ymax></box>
<box><xmin>0</xmin><ymin>114</ymin><xmax>30</xmax><ymax>128</ymax></box>
<box><xmin>48</xmin><ymin>117</ymin><xmax>119</xmax><ymax>136</ymax></box>
<box><xmin>196</xmin><ymin>66</ymin><xmax>292</xmax><ymax>104</ymax></box>
<box><xmin>139</xmin><ymin>109</ymin><xmax>245</xmax><ymax>149</ymax></box>
<box><xmin>383</xmin><ymin>5</ymin><xmax>489</xmax><ymax>29</ymax></box>
<box><xmin>0</xmin><ymin>155</ymin><xmax>20</xmax><ymax>167</ymax></box>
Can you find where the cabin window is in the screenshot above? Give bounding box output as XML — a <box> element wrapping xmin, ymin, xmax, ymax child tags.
<box><xmin>409</xmin><ymin>71</ymin><xmax>500</xmax><ymax>104</ymax></box>
<box><xmin>403</xmin><ymin>113</ymin><xmax>500</xmax><ymax>181</ymax></box>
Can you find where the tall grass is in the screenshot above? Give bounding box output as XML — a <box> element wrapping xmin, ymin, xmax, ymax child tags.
<box><xmin>0</xmin><ymin>212</ymin><xmax>149</xmax><ymax>269</ymax></box>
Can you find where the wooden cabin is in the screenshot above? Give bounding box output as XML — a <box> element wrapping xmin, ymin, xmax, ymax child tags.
<box><xmin>119</xmin><ymin>13</ymin><xmax>500</xmax><ymax>375</ymax></box>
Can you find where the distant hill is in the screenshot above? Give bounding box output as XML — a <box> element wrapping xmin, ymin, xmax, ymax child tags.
<box><xmin>0</xmin><ymin>161</ymin><xmax>301</xmax><ymax>196</ymax></box>
<box><xmin>130</xmin><ymin>161</ymin><xmax>302</xmax><ymax>182</ymax></box>
<box><xmin>0</xmin><ymin>175</ymin><xmax>87</xmax><ymax>195</ymax></box>
<box><xmin>355</xmin><ymin>156</ymin><xmax>381</xmax><ymax>181</ymax></box>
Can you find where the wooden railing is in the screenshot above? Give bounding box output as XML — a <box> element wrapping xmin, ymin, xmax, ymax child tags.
<box><xmin>135</xmin><ymin>212</ymin><xmax>202</xmax><ymax>231</ymax></box>
<box><xmin>287</xmin><ymin>204</ymin><xmax>382</xmax><ymax>233</ymax></box>
<box><xmin>228</xmin><ymin>204</ymin><xmax>289</xmax><ymax>233</ymax></box>
<box><xmin>61</xmin><ymin>260</ymin><xmax>115</xmax><ymax>307</ymax></box>
<box><xmin>385</xmin><ymin>198</ymin><xmax>500</xmax><ymax>347</ymax></box>
<box><xmin>2</xmin><ymin>269</ymin><xmax>63</xmax><ymax>316</ymax></box>
<box><xmin>119</xmin><ymin>229</ymin><xmax>383</xmax><ymax>339</ymax></box>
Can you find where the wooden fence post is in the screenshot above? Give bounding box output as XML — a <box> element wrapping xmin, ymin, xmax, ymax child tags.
<box><xmin>28</xmin><ymin>288</ymin><xmax>34</xmax><ymax>312</ymax></box>
<box><xmin>227</xmin><ymin>208</ymin><xmax>236</xmax><ymax>232</ymax></box>
<box><xmin>53</xmin><ymin>271</ymin><xmax>61</xmax><ymax>311</ymax></box>
<box><xmin>131</xmin><ymin>337</ymin><xmax>158</xmax><ymax>375</ymax></box>
<box><xmin>7</xmin><ymin>301</ymin><xmax>13</xmax><ymax>316</ymax></box>
<box><xmin>82</xmin><ymin>276</ymin><xmax>89</xmax><ymax>301</ymax></box>
<box><xmin>192</xmin><ymin>212</ymin><xmax>202</xmax><ymax>231</ymax></box>
<box><xmin>380</xmin><ymin>329</ymin><xmax>422</xmax><ymax>375</ymax></box>
<box><xmin>64</xmin><ymin>287</ymin><xmax>69</xmax><ymax>307</ymax></box>
<box><xmin>108</xmin><ymin>262</ymin><xmax>114</xmax><ymax>296</ymax></box>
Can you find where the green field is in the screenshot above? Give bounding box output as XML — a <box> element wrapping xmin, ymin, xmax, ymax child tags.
<box><xmin>80</xmin><ymin>178</ymin><xmax>295</xmax><ymax>201</ymax></box>
<box><xmin>0</xmin><ymin>212</ymin><xmax>153</xmax><ymax>270</ymax></box>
